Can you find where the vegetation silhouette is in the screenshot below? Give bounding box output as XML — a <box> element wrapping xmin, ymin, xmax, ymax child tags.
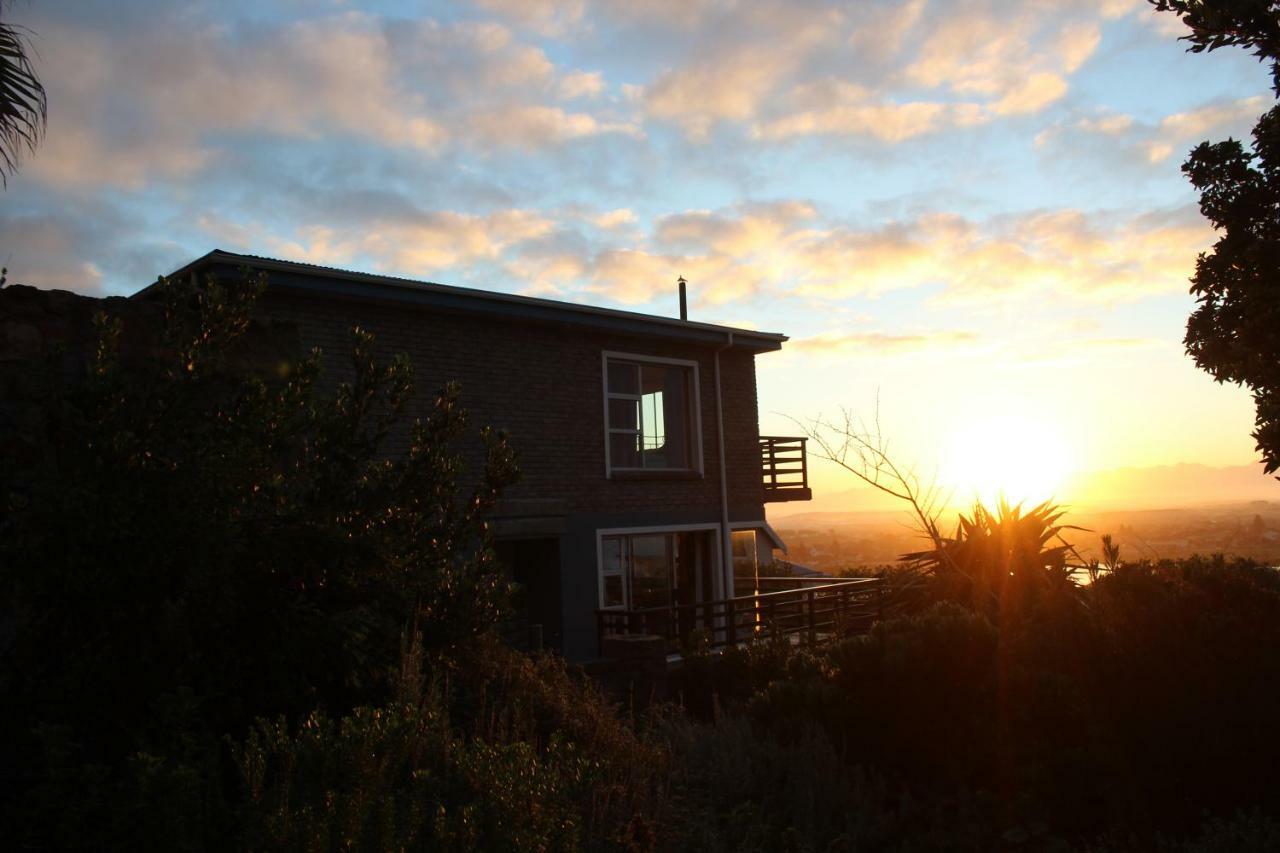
<box><xmin>0</xmin><ymin>0</ymin><xmax>46</xmax><ymax>185</ymax></box>
<box><xmin>4</xmin><ymin>274</ymin><xmax>1280</xmax><ymax>849</ymax></box>
<box><xmin>1152</xmin><ymin>0</ymin><xmax>1280</xmax><ymax>477</ymax></box>
<box><xmin>0</xmin><ymin>270</ymin><xmax>520</xmax><ymax>845</ymax></box>
<box><xmin>900</xmin><ymin>499</ymin><xmax>1086</xmax><ymax>620</ymax></box>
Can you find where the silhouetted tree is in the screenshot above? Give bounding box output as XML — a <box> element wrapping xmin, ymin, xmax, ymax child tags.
<box><xmin>1152</xmin><ymin>0</ymin><xmax>1280</xmax><ymax>477</ymax></box>
<box><xmin>0</xmin><ymin>270</ymin><xmax>519</xmax><ymax>843</ymax></box>
<box><xmin>0</xmin><ymin>1</ymin><xmax>46</xmax><ymax>184</ymax></box>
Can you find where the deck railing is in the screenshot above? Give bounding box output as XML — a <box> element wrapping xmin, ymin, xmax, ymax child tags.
<box><xmin>596</xmin><ymin>576</ymin><xmax>882</xmax><ymax>654</ymax></box>
<box><xmin>760</xmin><ymin>436</ymin><xmax>811</xmax><ymax>502</ymax></box>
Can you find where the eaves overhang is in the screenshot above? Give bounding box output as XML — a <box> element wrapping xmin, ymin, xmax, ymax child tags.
<box><xmin>133</xmin><ymin>250</ymin><xmax>787</xmax><ymax>354</ymax></box>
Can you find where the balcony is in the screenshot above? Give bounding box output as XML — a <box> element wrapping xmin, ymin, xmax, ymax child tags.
<box><xmin>596</xmin><ymin>576</ymin><xmax>883</xmax><ymax>654</ymax></box>
<box><xmin>760</xmin><ymin>435</ymin><xmax>812</xmax><ymax>502</ymax></box>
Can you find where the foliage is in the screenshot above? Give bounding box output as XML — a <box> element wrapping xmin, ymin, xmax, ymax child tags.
<box><xmin>1151</xmin><ymin>0</ymin><xmax>1280</xmax><ymax>475</ymax></box>
<box><xmin>901</xmin><ymin>499</ymin><xmax>1085</xmax><ymax>620</ymax></box>
<box><xmin>1152</xmin><ymin>1</ymin><xmax>1280</xmax><ymax>92</ymax></box>
<box><xmin>0</xmin><ymin>270</ymin><xmax>519</xmax><ymax>845</ymax></box>
<box><xmin>0</xmin><ymin>0</ymin><xmax>46</xmax><ymax>184</ymax></box>
<box><xmin>673</xmin><ymin>553</ymin><xmax>1280</xmax><ymax>847</ymax></box>
<box><xmin>235</xmin><ymin>637</ymin><xmax>666</xmax><ymax>852</ymax></box>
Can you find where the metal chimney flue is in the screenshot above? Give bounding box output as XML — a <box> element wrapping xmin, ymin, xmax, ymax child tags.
<box><xmin>677</xmin><ymin>275</ymin><xmax>688</xmax><ymax>321</ymax></box>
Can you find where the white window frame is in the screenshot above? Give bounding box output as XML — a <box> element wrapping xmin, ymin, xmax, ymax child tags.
<box><xmin>595</xmin><ymin>523</ymin><xmax>724</xmax><ymax>610</ymax></box>
<box><xmin>601</xmin><ymin>351</ymin><xmax>703</xmax><ymax>478</ymax></box>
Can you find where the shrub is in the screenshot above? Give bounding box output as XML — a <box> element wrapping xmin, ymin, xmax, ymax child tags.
<box><xmin>235</xmin><ymin>637</ymin><xmax>668</xmax><ymax>852</ymax></box>
<box><xmin>0</xmin><ymin>272</ymin><xmax>518</xmax><ymax>846</ymax></box>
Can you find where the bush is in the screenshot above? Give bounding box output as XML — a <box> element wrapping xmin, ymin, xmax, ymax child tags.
<box><xmin>0</xmin><ymin>272</ymin><xmax>518</xmax><ymax>846</ymax></box>
<box><xmin>236</xmin><ymin>637</ymin><xmax>668</xmax><ymax>852</ymax></box>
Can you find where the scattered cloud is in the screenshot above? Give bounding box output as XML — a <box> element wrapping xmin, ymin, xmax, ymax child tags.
<box><xmin>752</xmin><ymin>82</ymin><xmax>980</xmax><ymax>142</ymax></box>
<box><xmin>198</xmin><ymin>207</ymin><xmax>556</xmax><ymax>277</ymax></box>
<box><xmin>468</xmin><ymin>106</ymin><xmax>642</xmax><ymax>148</ymax></box>
<box><xmin>790</xmin><ymin>329</ymin><xmax>980</xmax><ymax>355</ymax></box>
<box><xmin>643</xmin><ymin>8</ymin><xmax>842</xmax><ymax>141</ymax></box>
<box><xmin>904</xmin><ymin>13</ymin><xmax>1099</xmax><ymax>116</ymax></box>
<box><xmin>1037</xmin><ymin>96</ymin><xmax>1269</xmax><ymax>167</ymax></box>
<box><xmin>558</xmin><ymin>70</ymin><xmax>606</xmax><ymax>100</ymax></box>
<box><xmin>23</xmin><ymin>11</ymin><xmax>635</xmax><ymax>190</ymax></box>
<box><xmin>580</xmin><ymin>203</ymin><xmax>1211</xmax><ymax>306</ymax></box>
<box><xmin>470</xmin><ymin>0</ymin><xmax>587</xmax><ymax>36</ymax></box>
<box><xmin>590</xmin><ymin>209</ymin><xmax>638</xmax><ymax>229</ymax></box>
<box><xmin>1145</xmin><ymin>95</ymin><xmax>1270</xmax><ymax>160</ymax></box>
<box><xmin>0</xmin><ymin>215</ymin><xmax>105</xmax><ymax>293</ymax></box>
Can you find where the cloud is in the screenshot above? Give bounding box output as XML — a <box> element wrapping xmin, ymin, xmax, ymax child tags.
<box><xmin>468</xmin><ymin>106</ymin><xmax>642</xmax><ymax>148</ymax></box>
<box><xmin>558</xmin><ymin>70</ymin><xmax>606</xmax><ymax>99</ymax></box>
<box><xmin>0</xmin><ymin>215</ymin><xmax>105</xmax><ymax>293</ymax></box>
<box><xmin>655</xmin><ymin>201</ymin><xmax>817</xmax><ymax>255</ymax></box>
<box><xmin>636</xmin><ymin>0</ymin><xmax>1121</xmax><ymax>142</ymax></box>
<box><xmin>1037</xmin><ymin>95</ymin><xmax>1269</xmax><ymax>166</ymax></box>
<box><xmin>24</xmin><ymin>11</ymin><xmax>632</xmax><ymax>190</ymax></box>
<box><xmin>790</xmin><ymin>330</ymin><xmax>980</xmax><ymax>355</ymax></box>
<box><xmin>587</xmin><ymin>248</ymin><xmax>762</xmax><ymax>306</ymax></box>
<box><xmin>581</xmin><ymin>202</ymin><xmax>1211</xmax><ymax>306</ymax></box>
<box><xmin>471</xmin><ymin>0</ymin><xmax>587</xmax><ymax>35</ymax></box>
<box><xmin>30</xmin><ymin>14</ymin><xmax>449</xmax><ymax>189</ymax></box>
<box><xmin>904</xmin><ymin>13</ymin><xmax>1099</xmax><ymax>116</ymax></box>
<box><xmin>1146</xmin><ymin>95</ymin><xmax>1270</xmax><ymax>159</ymax></box>
<box><xmin>199</xmin><ymin>207</ymin><xmax>556</xmax><ymax>277</ymax></box>
<box><xmin>988</xmin><ymin>72</ymin><xmax>1069</xmax><ymax>116</ymax></box>
<box><xmin>641</xmin><ymin>4</ymin><xmax>844</xmax><ymax>140</ymax></box>
<box><xmin>590</xmin><ymin>209</ymin><xmax>638</xmax><ymax>229</ymax></box>
<box><xmin>752</xmin><ymin>81</ymin><xmax>983</xmax><ymax>142</ymax></box>
<box><xmin>0</xmin><ymin>205</ymin><xmax>184</xmax><ymax>296</ymax></box>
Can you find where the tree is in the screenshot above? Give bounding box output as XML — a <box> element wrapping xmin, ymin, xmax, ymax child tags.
<box><xmin>0</xmin><ymin>270</ymin><xmax>520</xmax><ymax>842</ymax></box>
<box><xmin>1152</xmin><ymin>1</ymin><xmax>1280</xmax><ymax>476</ymax></box>
<box><xmin>0</xmin><ymin>1</ymin><xmax>46</xmax><ymax>184</ymax></box>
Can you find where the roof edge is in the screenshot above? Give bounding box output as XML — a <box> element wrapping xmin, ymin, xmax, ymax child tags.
<box><xmin>134</xmin><ymin>250</ymin><xmax>788</xmax><ymax>351</ymax></box>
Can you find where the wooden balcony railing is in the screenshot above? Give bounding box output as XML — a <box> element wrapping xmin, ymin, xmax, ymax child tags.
<box><xmin>760</xmin><ymin>435</ymin><xmax>811</xmax><ymax>502</ymax></box>
<box><xmin>596</xmin><ymin>577</ymin><xmax>882</xmax><ymax>654</ymax></box>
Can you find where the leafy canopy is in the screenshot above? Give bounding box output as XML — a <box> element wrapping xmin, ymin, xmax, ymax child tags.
<box><xmin>1152</xmin><ymin>0</ymin><xmax>1280</xmax><ymax>476</ymax></box>
<box><xmin>0</xmin><ymin>269</ymin><xmax>520</xmax><ymax>778</ymax></box>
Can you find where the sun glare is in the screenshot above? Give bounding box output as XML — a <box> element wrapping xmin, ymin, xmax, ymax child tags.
<box><xmin>938</xmin><ymin>411</ymin><xmax>1076</xmax><ymax>509</ymax></box>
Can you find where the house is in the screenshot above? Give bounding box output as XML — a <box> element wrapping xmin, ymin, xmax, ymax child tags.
<box><xmin>140</xmin><ymin>251</ymin><xmax>813</xmax><ymax>660</ymax></box>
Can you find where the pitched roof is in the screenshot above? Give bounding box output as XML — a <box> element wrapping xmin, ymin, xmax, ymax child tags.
<box><xmin>135</xmin><ymin>250</ymin><xmax>787</xmax><ymax>353</ymax></box>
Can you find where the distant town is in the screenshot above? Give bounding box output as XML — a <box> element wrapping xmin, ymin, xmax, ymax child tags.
<box><xmin>772</xmin><ymin>500</ymin><xmax>1280</xmax><ymax>573</ymax></box>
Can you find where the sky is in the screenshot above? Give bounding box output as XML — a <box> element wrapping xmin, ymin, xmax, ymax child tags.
<box><xmin>4</xmin><ymin>0</ymin><xmax>1278</xmax><ymax>507</ymax></box>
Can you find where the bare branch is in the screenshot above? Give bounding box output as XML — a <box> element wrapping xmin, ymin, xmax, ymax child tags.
<box><xmin>785</xmin><ymin>402</ymin><xmax>953</xmax><ymax>566</ymax></box>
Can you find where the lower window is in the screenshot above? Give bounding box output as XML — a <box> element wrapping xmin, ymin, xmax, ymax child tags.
<box><xmin>599</xmin><ymin>530</ymin><xmax>713</xmax><ymax>610</ymax></box>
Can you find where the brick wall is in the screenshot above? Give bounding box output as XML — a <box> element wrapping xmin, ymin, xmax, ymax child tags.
<box><xmin>261</xmin><ymin>289</ymin><xmax>768</xmax><ymax>517</ymax></box>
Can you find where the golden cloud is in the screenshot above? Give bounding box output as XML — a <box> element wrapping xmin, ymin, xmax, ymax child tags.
<box><xmin>790</xmin><ymin>330</ymin><xmax>980</xmax><ymax>355</ymax></box>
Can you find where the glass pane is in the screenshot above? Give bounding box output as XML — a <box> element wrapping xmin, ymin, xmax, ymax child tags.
<box><xmin>609</xmin><ymin>431</ymin><xmax>642</xmax><ymax>469</ymax></box>
<box><xmin>602</xmin><ymin>536</ymin><xmax>624</xmax><ymax>574</ymax></box>
<box><xmin>639</xmin><ymin>365</ymin><xmax>689</xmax><ymax>469</ymax></box>
<box><xmin>607</xmin><ymin>361</ymin><xmax>639</xmax><ymax>395</ymax></box>
<box><xmin>608</xmin><ymin>398</ymin><xmax>639</xmax><ymax>431</ymax></box>
<box><xmin>732</xmin><ymin>530</ymin><xmax>758</xmax><ymax>585</ymax></box>
<box><xmin>642</xmin><ymin>391</ymin><xmax>665</xmax><ymax>456</ymax></box>
<box><xmin>631</xmin><ymin>534</ymin><xmax>672</xmax><ymax>610</ymax></box>
<box><xmin>603</xmin><ymin>574</ymin><xmax>624</xmax><ymax>608</ymax></box>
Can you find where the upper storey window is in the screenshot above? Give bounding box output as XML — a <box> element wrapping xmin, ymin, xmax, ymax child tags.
<box><xmin>603</xmin><ymin>353</ymin><xmax>701</xmax><ymax>474</ymax></box>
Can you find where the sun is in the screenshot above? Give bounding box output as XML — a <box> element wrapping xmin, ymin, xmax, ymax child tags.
<box><xmin>938</xmin><ymin>410</ymin><xmax>1077</xmax><ymax>509</ymax></box>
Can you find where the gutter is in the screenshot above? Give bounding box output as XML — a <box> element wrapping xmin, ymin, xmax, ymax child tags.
<box><xmin>714</xmin><ymin>331</ymin><xmax>734</xmax><ymax>597</ymax></box>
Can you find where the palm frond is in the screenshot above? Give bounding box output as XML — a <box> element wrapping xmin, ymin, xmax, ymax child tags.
<box><xmin>0</xmin><ymin>10</ymin><xmax>47</xmax><ymax>186</ymax></box>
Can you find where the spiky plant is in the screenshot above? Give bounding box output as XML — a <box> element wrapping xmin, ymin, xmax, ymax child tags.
<box><xmin>901</xmin><ymin>499</ymin><xmax>1085</xmax><ymax>620</ymax></box>
<box><xmin>0</xmin><ymin>1</ymin><xmax>46</xmax><ymax>185</ymax></box>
